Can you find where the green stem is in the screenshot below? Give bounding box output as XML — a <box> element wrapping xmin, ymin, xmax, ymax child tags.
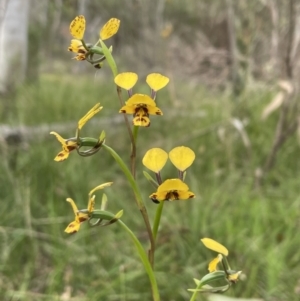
<box><xmin>130</xmin><ymin>126</ymin><xmax>139</xmax><ymax>179</ymax></box>
<box><xmin>189</xmin><ymin>282</ymin><xmax>202</xmax><ymax>301</ymax></box>
<box><xmin>102</xmin><ymin>143</ymin><xmax>155</xmax><ymax>263</ymax></box>
<box><xmin>152</xmin><ymin>201</ymin><xmax>164</xmax><ymax>241</ymax></box>
<box><xmin>80</xmin><ymin>39</ymin><xmax>89</xmax><ymax>51</ymax></box>
<box><xmin>133</xmin><ymin>126</ymin><xmax>139</xmax><ymax>142</ymax></box>
<box><xmin>102</xmin><ymin>144</ymin><xmax>143</xmax><ymax>208</ymax></box>
<box><xmin>117</xmin><ymin>220</ymin><xmax>160</xmax><ymax>301</ymax></box>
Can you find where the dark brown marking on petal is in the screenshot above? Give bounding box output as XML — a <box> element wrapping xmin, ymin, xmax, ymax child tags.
<box><xmin>150</xmin><ymin>194</ymin><xmax>160</xmax><ymax>204</ymax></box>
<box><xmin>78</xmin><ymin>217</ymin><xmax>88</xmax><ymax>223</ymax></box>
<box><xmin>165</xmin><ymin>191</ymin><xmax>180</xmax><ymax>201</ymax></box>
<box><xmin>78</xmin><ymin>49</ymin><xmax>87</xmax><ymax>54</ymax></box>
<box><xmin>134</xmin><ymin>106</ymin><xmax>148</xmax><ymax>115</ymax></box>
<box><xmin>151</xmin><ymin>198</ymin><xmax>160</xmax><ymax>204</ymax></box>
<box><xmin>144</xmin><ymin>118</ymin><xmax>150</xmax><ymax>127</ymax></box>
<box><xmin>67</xmin><ymin>145</ymin><xmax>77</xmax><ymax>151</ymax></box>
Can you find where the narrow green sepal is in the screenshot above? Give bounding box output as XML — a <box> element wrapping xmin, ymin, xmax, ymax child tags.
<box><xmin>101</xmin><ymin>193</ymin><xmax>108</xmax><ymax>210</ymax></box>
<box><xmin>90</xmin><ymin>210</ymin><xmax>115</xmax><ymax>220</ymax></box>
<box><xmin>90</xmin><ymin>45</ymin><xmax>104</xmax><ymax>55</ymax></box>
<box><xmin>99</xmin><ymin>130</ymin><xmax>106</xmax><ymax>142</ymax></box>
<box><xmin>199</xmin><ymin>271</ymin><xmax>227</xmax><ymax>286</ymax></box>
<box><xmin>99</xmin><ymin>40</ymin><xmax>118</xmax><ymax>77</ymax></box>
<box><xmin>114</xmin><ymin>209</ymin><xmax>124</xmax><ymax>219</ymax></box>
<box><xmin>80</xmin><ymin>137</ymin><xmax>100</xmax><ymax>147</ymax></box>
<box><xmin>143</xmin><ymin>171</ymin><xmax>159</xmax><ymax>187</ymax></box>
<box><xmin>193</xmin><ymin>278</ymin><xmax>201</xmax><ymax>285</ymax></box>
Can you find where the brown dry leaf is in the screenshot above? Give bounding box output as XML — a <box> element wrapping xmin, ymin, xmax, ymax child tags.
<box><xmin>278</xmin><ymin>80</ymin><xmax>293</xmax><ymax>94</ymax></box>
<box><xmin>261</xmin><ymin>91</ymin><xmax>285</xmax><ymax>120</ymax></box>
<box><xmin>60</xmin><ymin>285</ymin><xmax>71</xmax><ymax>301</ymax></box>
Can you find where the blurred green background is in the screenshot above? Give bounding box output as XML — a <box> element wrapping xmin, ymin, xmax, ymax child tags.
<box><xmin>1</xmin><ymin>0</ymin><xmax>300</xmax><ymax>300</ymax></box>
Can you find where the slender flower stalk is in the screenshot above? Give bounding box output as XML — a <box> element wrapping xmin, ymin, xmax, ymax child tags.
<box><xmin>117</xmin><ymin>220</ymin><xmax>160</xmax><ymax>301</ymax></box>
<box><xmin>152</xmin><ymin>201</ymin><xmax>164</xmax><ymax>241</ymax></box>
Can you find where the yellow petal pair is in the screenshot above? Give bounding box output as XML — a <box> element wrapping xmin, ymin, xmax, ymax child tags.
<box><xmin>201</xmin><ymin>238</ymin><xmax>229</xmax><ymax>273</ymax></box>
<box><xmin>70</xmin><ymin>15</ymin><xmax>120</xmax><ymax>41</ymax></box>
<box><xmin>150</xmin><ymin>179</ymin><xmax>195</xmax><ymax>202</ymax></box>
<box><xmin>143</xmin><ymin>146</ymin><xmax>195</xmax><ymax>173</ymax></box>
<box><xmin>114</xmin><ymin>72</ymin><xmax>169</xmax><ymax>91</ymax></box>
<box><xmin>78</xmin><ymin>103</ymin><xmax>103</xmax><ymax>130</ymax></box>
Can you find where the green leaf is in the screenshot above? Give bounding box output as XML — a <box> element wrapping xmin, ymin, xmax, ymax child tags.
<box><xmin>99</xmin><ymin>40</ymin><xmax>118</xmax><ymax>77</ymax></box>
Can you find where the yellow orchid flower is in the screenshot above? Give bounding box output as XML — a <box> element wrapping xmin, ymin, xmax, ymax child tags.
<box><xmin>68</xmin><ymin>16</ymin><xmax>120</xmax><ymax>66</ymax></box>
<box><xmin>70</xmin><ymin>16</ymin><xmax>120</xmax><ymax>41</ymax></box>
<box><xmin>50</xmin><ymin>103</ymin><xmax>103</xmax><ymax>161</ymax></box>
<box><xmin>50</xmin><ymin>132</ymin><xmax>78</xmax><ymax>162</ymax></box>
<box><xmin>142</xmin><ymin>148</ymin><xmax>168</xmax><ymax>173</ymax></box>
<box><xmin>201</xmin><ymin>238</ymin><xmax>241</xmax><ymax>283</ymax></box>
<box><xmin>150</xmin><ymin>179</ymin><xmax>195</xmax><ymax>202</ymax></box>
<box><xmin>65</xmin><ymin>182</ymin><xmax>113</xmax><ymax>234</ymax></box>
<box><xmin>169</xmin><ymin>146</ymin><xmax>195</xmax><ymax>171</ymax></box>
<box><xmin>119</xmin><ymin>94</ymin><xmax>163</xmax><ymax>127</ymax></box>
<box><xmin>64</xmin><ymin>198</ymin><xmax>91</xmax><ymax>233</ymax></box>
